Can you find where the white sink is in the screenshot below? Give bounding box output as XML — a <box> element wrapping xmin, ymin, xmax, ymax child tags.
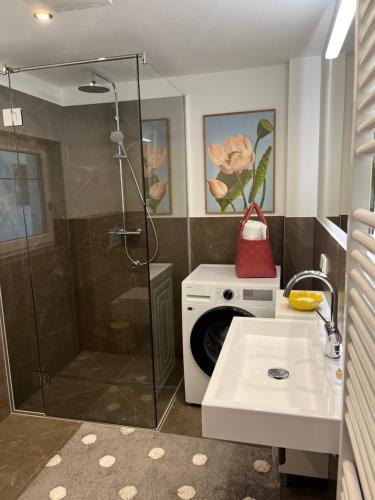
<box><xmin>202</xmin><ymin>317</ymin><xmax>342</xmax><ymax>454</ymax></box>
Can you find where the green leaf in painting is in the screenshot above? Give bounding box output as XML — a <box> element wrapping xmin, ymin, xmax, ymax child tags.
<box><xmin>257</xmin><ymin>119</ymin><xmax>274</xmax><ymax>140</ymax></box>
<box><xmin>215</xmin><ymin>169</ymin><xmax>253</xmax><ymax>212</ymax></box>
<box><xmin>248</xmin><ymin>146</ymin><xmax>271</xmax><ymax>203</ymax></box>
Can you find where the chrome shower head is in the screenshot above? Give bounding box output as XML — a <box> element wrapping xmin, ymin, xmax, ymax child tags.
<box><xmin>110</xmin><ymin>130</ymin><xmax>125</xmax><ymax>144</ymax></box>
<box><xmin>78</xmin><ymin>80</ymin><xmax>110</xmax><ymax>93</ymax></box>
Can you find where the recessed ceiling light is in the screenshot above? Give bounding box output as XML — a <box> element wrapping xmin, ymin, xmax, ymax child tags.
<box><xmin>33</xmin><ymin>10</ymin><xmax>54</xmax><ymax>22</ymax></box>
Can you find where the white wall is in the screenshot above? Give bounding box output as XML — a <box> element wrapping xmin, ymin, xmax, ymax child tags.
<box><xmin>171</xmin><ymin>65</ymin><xmax>289</xmax><ymax>217</ymax></box>
<box><xmin>286</xmin><ymin>56</ymin><xmax>321</xmax><ymax>217</ymax></box>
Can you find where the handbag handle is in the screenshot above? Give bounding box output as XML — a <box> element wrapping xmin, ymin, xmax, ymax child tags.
<box><xmin>239</xmin><ymin>202</ymin><xmax>268</xmax><ymax>234</ymax></box>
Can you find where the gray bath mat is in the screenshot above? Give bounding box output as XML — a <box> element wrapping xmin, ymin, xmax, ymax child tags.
<box><xmin>20</xmin><ymin>422</ymin><xmax>280</xmax><ymax>500</ymax></box>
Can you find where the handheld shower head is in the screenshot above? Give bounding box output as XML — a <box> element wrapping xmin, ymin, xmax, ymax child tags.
<box><xmin>110</xmin><ymin>130</ymin><xmax>125</xmax><ymax>144</ymax></box>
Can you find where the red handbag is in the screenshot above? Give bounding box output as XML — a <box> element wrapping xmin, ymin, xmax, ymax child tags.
<box><xmin>235</xmin><ymin>202</ymin><xmax>276</xmax><ymax>278</ymax></box>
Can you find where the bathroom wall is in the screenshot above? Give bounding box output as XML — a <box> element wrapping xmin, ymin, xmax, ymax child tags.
<box><xmin>171</xmin><ymin>64</ymin><xmax>289</xmax><ymax>217</ymax></box>
<box><xmin>62</xmin><ymin>98</ymin><xmax>152</xmax><ymax>356</ymax></box>
<box><xmin>170</xmin><ymin>59</ymin><xmax>320</xmax><ymax>286</ymax></box>
<box><xmin>62</xmin><ymin>95</ymin><xmax>189</xmax><ymax>360</ymax></box>
<box><xmin>6</xmin><ymin>61</ymin><xmax>323</xmax><ymax>285</ymax></box>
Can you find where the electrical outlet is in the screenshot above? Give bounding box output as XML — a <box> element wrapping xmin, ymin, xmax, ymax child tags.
<box><xmin>320</xmin><ymin>253</ymin><xmax>328</xmax><ymax>274</ymax></box>
<box><xmin>2</xmin><ymin>108</ymin><xmax>23</xmax><ymax>127</ymax></box>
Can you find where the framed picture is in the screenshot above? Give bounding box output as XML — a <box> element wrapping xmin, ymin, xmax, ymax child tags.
<box><xmin>203</xmin><ymin>109</ymin><xmax>275</xmax><ymax>214</ymax></box>
<box><xmin>142</xmin><ymin>118</ymin><xmax>171</xmax><ymax>215</ymax></box>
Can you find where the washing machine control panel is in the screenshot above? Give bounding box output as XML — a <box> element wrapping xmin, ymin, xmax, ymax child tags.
<box><xmin>215</xmin><ymin>287</ymin><xmax>274</xmax><ymax>304</ymax></box>
<box><xmin>216</xmin><ymin>288</ymin><xmax>241</xmax><ymax>301</ymax></box>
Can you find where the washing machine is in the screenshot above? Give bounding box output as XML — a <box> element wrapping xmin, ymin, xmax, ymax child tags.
<box><xmin>182</xmin><ymin>264</ymin><xmax>281</xmax><ymax>404</ymax></box>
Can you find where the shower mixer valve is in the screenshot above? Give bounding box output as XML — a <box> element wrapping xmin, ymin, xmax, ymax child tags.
<box><xmin>108</xmin><ymin>228</ymin><xmax>142</xmax><ymax>237</ymax></box>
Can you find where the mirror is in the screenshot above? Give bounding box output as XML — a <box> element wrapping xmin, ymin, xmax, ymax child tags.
<box><xmin>318</xmin><ymin>21</ymin><xmax>355</xmax><ymax>236</ymax></box>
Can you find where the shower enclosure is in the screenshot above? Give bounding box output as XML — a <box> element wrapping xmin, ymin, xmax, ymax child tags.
<box><xmin>0</xmin><ymin>53</ymin><xmax>189</xmax><ymax>428</ymax></box>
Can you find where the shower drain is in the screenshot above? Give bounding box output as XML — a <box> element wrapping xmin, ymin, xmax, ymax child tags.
<box><xmin>267</xmin><ymin>367</ymin><xmax>290</xmax><ymax>380</ymax></box>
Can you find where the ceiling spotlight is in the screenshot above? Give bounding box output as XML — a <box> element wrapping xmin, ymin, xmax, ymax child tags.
<box><xmin>33</xmin><ymin>10</ymin><xmax>53</xmax><ymax>22</ymax></box>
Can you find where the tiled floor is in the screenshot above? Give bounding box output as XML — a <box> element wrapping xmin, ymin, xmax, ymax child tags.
<box><xmin>160</xmin><ymin>384</ymin><xmax>202</xmax><ymax>438</ymax></box>
<box><xmin>1</xmin><ymin>385</ymin><xmax>335</xmax><ymax>499</ymax></box>
<box><xmin>19</xmin><ymin>351</ymin><xmax>182</xmax><ymax>429</ymax></box>
<box><xmin>161</xmin><ymin>385</ymin><xmax>334</xmax><ymax>500</ymax></box>
<box><xmin>0</xmin><ymin>413</ymin><xmax>79</xmax><ymax>499</ymax></box>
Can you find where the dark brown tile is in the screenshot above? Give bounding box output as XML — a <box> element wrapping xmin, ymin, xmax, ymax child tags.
<box><xmin>0</xmin><ymin>412</ymin><xmax>79</xmax><ymax>499</ymax></box>
<box><xmin>0</xmin><ymin>414</ymin><xmax>79</xmax><ymax>458</ymax></box>
<box><xmin>160</xmin><ymin>406</ymin><xmax>202</xmax><ymax>438</ymax></box>
<box><xmin>160</xmin><ymin>385</ymin><xmax>202</xmax><ymax>438</ymax></box>
<box><xmin>283</xmin><ymin>217</ymin><xmax>315</xmax><ymax>288</ymax></box>
<box><xmin>313</xmin><ymin>220</ymin><xmax>340</xmax><ymax>289</ymax></box>
<box><xmin>0</xmin><ymin>451</ymin><xmax>45</xmax><ymax>500</ymax></box>
<box><xmin>191</xmin><ymin>216</ymin><xmax>284</xmax><ymax>270</ymax></box>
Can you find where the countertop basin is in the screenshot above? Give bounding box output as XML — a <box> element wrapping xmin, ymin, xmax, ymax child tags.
<box><xmin>202</xmin><ymin>317</ymin><xmax>342</xmax><ymax>453</ymax></box>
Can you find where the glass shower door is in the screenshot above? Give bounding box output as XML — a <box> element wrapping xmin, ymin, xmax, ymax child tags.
<box><xmin>4</xmin><ymin>56</ymin><xmax>158</xmax><ymax>427</ymax></box>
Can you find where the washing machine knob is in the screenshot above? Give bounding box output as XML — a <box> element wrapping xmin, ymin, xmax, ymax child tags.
<box><xmin>223</xmin><ymin>289</ymin><xmax>234</xmax><ymax>300</ymax></box>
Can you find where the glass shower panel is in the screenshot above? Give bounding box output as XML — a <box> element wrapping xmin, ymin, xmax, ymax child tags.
<box><xmin>6</xmin><ymin>57</ymin><xmax>157</xmax><ymax>427</ymax></box>
<box><xmin>0</xmin><ymin>74</ymin><xmax>44</xmax><ymax>412</ymax></box>
<box><xmin>138</xmin><ymin>63</ymin><xmax>189</xmax><ymax>424</ymax></box>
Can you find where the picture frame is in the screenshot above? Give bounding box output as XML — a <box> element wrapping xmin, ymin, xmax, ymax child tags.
<box><xmin>203</xmin><ymin>109</ymin><xmax>276</xmax><ymax>214</ymax></box>
<box><xmin>142</xmin><ymin>118</ymin><xmax>171</xmax><ymax>215</ymax></box>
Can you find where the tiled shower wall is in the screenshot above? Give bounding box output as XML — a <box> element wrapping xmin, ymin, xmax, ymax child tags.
<box><xmin>0</xmin><ymin>83</ymin><xmax>189</xmax><ymax>419</ymax></box>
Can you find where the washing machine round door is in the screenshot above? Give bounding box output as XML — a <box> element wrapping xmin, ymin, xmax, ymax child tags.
<box><xmin>190</xmin><ymin>306</ymin><xmax>253</xmax><ymax>376</ymax></box>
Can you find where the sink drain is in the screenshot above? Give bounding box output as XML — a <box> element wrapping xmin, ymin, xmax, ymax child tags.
<box><xmin>268</xmin><ymin>368</ymin><xmax>289</xmax><ymax>380</ymax></box>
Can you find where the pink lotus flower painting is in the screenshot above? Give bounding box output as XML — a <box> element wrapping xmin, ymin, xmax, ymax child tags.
<box><xmin>204</xmin><ymin>110</ymin><xmax>275</xmax><ymax>213</ymax></box>
<box><xmin>142</xmin><ymin>118</ymin><xmax>171</xmax><ymax>214</ymax></box>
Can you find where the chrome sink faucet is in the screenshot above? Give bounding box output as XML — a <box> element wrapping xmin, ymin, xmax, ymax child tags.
<box><xmin>283</xmin><ymin>270</ymin><xmax>342</xmax><ymax>359</ymax></box>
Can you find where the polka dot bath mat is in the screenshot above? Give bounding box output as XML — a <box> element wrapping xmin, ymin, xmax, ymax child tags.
<box><xmin>19</xmin><ymin>423</ymin><xmax>280</xmax><ymax>499</ymax></box>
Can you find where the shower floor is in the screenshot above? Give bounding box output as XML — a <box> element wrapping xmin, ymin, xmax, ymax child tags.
<box><xmin>19</xmin><ymin>351</ymin><xmax>182</xmax><ymax>428</ymax></box>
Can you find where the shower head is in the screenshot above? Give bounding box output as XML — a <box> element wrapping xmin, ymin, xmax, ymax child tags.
<box><xmin>110</xmin><ymin>130</ymin><xmax>125</xmax><ymax>144</ymax></box>
<box><xmin>78</xmin><ymin>80</ymin><xmax>110</xmax><ymax>93</ymax></box>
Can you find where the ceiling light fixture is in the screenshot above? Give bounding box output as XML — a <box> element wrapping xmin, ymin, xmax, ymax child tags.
<box><xmin>33</xmin><ymin>10</ymin><xmax>53</xmax><ymax>22</ymax></box>
<box><xmin>325</xmin><ymin>0</ymin><xmax>356</xmax><ymax>59</ymax></box>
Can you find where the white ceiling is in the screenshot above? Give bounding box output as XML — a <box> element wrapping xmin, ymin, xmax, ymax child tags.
<box><xmin>0</xmin><ymin>0</ymin><xmax>337</xmax><ymax>83</ymax></box>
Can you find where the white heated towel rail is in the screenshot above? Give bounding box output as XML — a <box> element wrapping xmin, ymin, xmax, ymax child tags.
<box><xmin>337</xmin><ymin>0</ymin><xmax>375</xmax><ymax>499</ymax></box>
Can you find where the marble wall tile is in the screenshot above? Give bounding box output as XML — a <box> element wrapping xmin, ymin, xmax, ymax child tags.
<box><xmin>313</xmin><ymin>220</ymin><xmax>340</xmax><ymax>288</ymax></box>
<box><xmin>69</xmin><ymin>212</ymin><xmax>153</xmax><ymax>356</ymax></box>
<box><xmin>283</xmin><ymin>217</ymin><xmax>315</xmax><ymax>288</ymax></box>
<box><xmin>0</xmin><ymin>84</ymin><xmax>65</xmax><ymax>143</ymax></box>
<box><xmin>313</xmin><ymin>219</ymin><xmax>347</xmax><ymax>330</ymax></box>
<box><xmin>190</xmin><ymin>216</ymin><xmax>284</xmax><ymax>271</ymax></box>
<box><xmin>0</xmin><ymin>254</ymin><xmax>42</xmax><ymax>409</ymax></box>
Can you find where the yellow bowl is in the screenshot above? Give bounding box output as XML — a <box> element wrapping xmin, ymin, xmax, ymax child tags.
<box><xmin>287</xmin><ymin>291</ymin><xmax>324</xmax><ymax>311</ymax></box>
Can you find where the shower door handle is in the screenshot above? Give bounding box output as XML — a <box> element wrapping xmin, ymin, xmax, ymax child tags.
<box><xmin>108</xmin><ymin>228</ymin><xmax>142</xmax><ymax>236</ymax></box>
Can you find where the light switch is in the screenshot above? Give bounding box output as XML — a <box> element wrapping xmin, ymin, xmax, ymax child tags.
<box><xmin>2</xmin><ymin>108</ymin><xmax>23</xmax><ymax>127</ymax></box>
<box><xmin>320</xmin><ymin>253</ymin><xmax>328</xmax><ymax>274</ymax></box>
